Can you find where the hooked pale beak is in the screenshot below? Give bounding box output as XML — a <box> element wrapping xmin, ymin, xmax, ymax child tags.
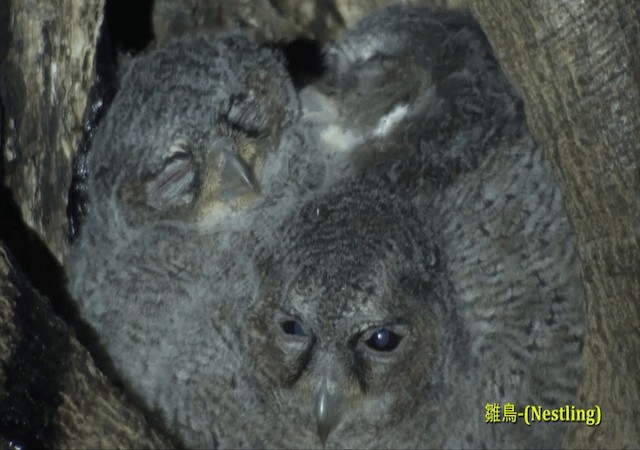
<box><xmin>315</xmin><ymin>376</ymin><xmax>345</xmax><ymax>446</ymax></box>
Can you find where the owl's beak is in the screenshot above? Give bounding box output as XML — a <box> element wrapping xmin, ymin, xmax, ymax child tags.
<box><xmin>315</xmin><ymin>375</ymin><xmax>345</xmax><ymax>446</ymax></box>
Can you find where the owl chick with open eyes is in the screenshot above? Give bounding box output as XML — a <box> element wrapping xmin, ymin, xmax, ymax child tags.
<box><xmin>67</xmin><ymin>4</ymin><xmax>585</xmax><ymax>449</ymax></box>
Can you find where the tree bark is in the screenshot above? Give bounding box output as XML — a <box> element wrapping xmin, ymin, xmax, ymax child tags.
<box><xmin>470</xmin><ymin>1</ymin><xmax>640</xmax><ymax>448</ymax></box>
<box><xmin>1</xmin><ymin>0</ymin><xmax>105</xmax><ymax>264</ymax></box>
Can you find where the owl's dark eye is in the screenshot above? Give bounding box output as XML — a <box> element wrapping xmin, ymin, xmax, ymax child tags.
<box><xmin>365</xmin><ymin>328</ymin><xmax>402</xmax><ymax>352</ymax></box>
<box><xmin>281</xmin><ymin>319</ymin><xmax>306</xmax><ymax>337</ymax></box>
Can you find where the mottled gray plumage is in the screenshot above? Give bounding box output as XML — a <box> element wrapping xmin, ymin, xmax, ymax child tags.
<box><xmin>68</xmin><ymin>5</ymin><xmax>584</xmax><ymax>449</ymax></box>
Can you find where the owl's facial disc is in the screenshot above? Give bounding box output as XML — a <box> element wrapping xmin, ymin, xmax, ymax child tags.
<box><xmin>273</xmin><ymin>269</ymin><xmax>415</xmax><ymax>443</ymax></box>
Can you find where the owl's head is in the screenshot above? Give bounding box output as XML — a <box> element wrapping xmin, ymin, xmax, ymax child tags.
<box><xmin>312</xmin><ymin>5</ymin><xmax>526</xmax><ymax>193</ymax></box>
<box><xmin>88</xmin><ymin>31</ymin><xmax>301</xmax><ymax>227</ymax></box>
<box><xmin>248</xmin><ymin>180</ymin><xmax>466</xmax><ymax>446</ymax></box>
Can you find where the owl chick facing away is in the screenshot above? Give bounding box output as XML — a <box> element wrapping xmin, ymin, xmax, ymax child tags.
<box><xmin>67</xmin><ymin>4</ymin><xmax>585</xmax><ymax>449</ymax></box>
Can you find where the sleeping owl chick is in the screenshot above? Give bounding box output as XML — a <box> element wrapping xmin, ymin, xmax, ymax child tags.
<box><xmin>67</xmin><ymin>5</ymin><xmax>585</xmax><ymax>450</ymax></box>
<box><xmin>67</xmin><ymin>30</ymin><xmax>316</xmax><ymax>448</ymax></box>
<box><xmin>301</xmin><ymin>4</ymin><xmax>527</xmax><ymax>190</ymax></box>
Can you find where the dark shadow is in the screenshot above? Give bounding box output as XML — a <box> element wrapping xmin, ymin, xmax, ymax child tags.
<box><xmin>105</xmin><ymin>0</ymin><xmax>155</xmax><ymax>56</ymax></box>
<box><xmin>278</xmin><ymin>37</ymin><xmax>326</xmax><ymax>88</ymax></box>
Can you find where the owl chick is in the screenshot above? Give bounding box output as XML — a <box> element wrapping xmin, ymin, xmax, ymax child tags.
<box><xmin>290</xmin><ymin>5</ymin><xmax>584</xmax><ymax>448</ymax></box>
<box><xmin>67</xmin><ymin>5</ymin><xmax>585</xmax><ymax>449</ymax></box>
<box><xmin>244</xmin><ymin>146</ymin><xmax>583</xmax><ymax>449</ymax></box>
<box><xmin>300</xmin><ymin>4</ymin><xmax>527</xmax><ymax>191</ymax></box>
<box><xmin>67</xmin><ymin>30</ymin><xmax>315</xmax><ymax>448</ymax></box>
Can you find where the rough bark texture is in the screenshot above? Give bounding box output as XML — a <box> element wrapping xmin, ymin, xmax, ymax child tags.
<box><xmin>1</xmin><ymin>0</ymin><xmax>104</xmax><ymax>264</ymax></box>
<box><xmin>470</xmin><ymin>1</ymin><xmax>640</xmax><ymax>448</ymax></box>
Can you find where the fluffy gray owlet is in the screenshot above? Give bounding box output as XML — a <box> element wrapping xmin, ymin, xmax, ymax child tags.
<box><xmin>67</xmin><ymin>5</ymin><xmax>585</xmax><ymax>449</ymax></box>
